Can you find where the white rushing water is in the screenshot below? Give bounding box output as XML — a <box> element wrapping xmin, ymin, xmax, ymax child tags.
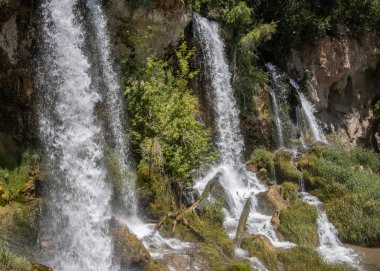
<box><xmin>301</xmin><ymin>194</ymin><xmax>362</xmax><ymax>269</ymax></box>
<box><xmin>265</xmin><ymin>63</ymin><xmax>285</xmax><ymax>148</ymax></box>
<box><xmin>37</xmin><ymin>0</ymin><xmax>114</xmax><ymax>270</ymax></box>
<box><xmin>193</xmin><ymin>14</ymin><xmax>294</xmax><ymax>255</ymax></box>
<box><xmin>289</xmin><ymin>79</ymin><xmax>328</xmax><ymax>144</ymax></box>
<box><xmin>86</xmin><ymin>0</ymin><xmax>137</xmax><ymax>217</ymax></box>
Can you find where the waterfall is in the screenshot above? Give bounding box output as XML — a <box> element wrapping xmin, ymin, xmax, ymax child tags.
<box><xmin>289</xmin><ymin>79</ymin><xmax>327</xmax><ymax>144</ymax></box>
<box><xmin>302</xmin><ymin>194</ymin><xmax>362</xmax><ymax>269</ymax></box>
<box><xmin>36</xmin><ymin>0</ymin><xmax>122</xmax><ymax>270</ymax></box>
<box><xmin>265</xmin><ymin>63</ymin><xmax>285</xmax><ymax>148</ymax></box>
<box><xmin>265</xmin><ymin>63</ymin><xmax>299</xmax><ymax>149</ymax></box>
<box><xmin>193</xmin><ymin>14</ymin><xmax>293</xmax><ymax>252</ymax></box>
<box><xmin>266</xmin><ymin>65</ymin><xmax>360</xmax><ymax>268</ymax></box>
<box><xmin>193</xmin><ymin>14</ymin><xmax>244</xmax><ymax>168</ymax></box>
<box><xmin>86</xmin><ymin>0</ymin><xmax>137</xmax><ymax>217</ymax></box>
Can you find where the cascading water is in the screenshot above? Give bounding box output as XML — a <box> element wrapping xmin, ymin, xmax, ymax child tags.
<box><xmin>267</xmin><ymin>65</ymin><xmax>362</xmax><ymax>268</ymax></box>
<box><xmin>86</xmin><ymin>0</ymin><xmax>137</xmax><ymax>217</ymax></box>
<box><xmin>37</xmin><ymin>0</ymin><xmax>115</xmax><ymax>270</ymax></box>
<box><xmin>302</xmin><ymin>194</ymin><xmax>362</xmax><ymax>269</ymax></box>
<box><xmin>289</xmin><ymin>79</ymin><xmax>327</xmax><ymax>144</ymax></box>
<box><xmin>193</xmin><ymin>14</ymin><xmax>294</xmax><ymax>254</ymax></box>
<box><xmin>265</xmin><ymin>63</ymin><xmax>285</xmax><ymax>148</ymax></box>
<box><xmin>265</xmin><ymin>63</ymin><xmax>298</xmax><ymax>149</ymax></box>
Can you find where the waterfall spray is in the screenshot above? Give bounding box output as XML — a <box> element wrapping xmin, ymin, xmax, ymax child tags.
<box><xmin>37</xmin><ymin>0</ymin><xmax>114</xmax><ymax>270</ymax></box>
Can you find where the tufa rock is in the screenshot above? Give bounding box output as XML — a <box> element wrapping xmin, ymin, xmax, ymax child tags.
<box><xmin>111</xmin><ymin>218</ymin><xmax>151</xmax><ymax>269</ymax></box>
<box><xmin>289</xmin><ymin>32</ymin><xmax>380</xmax><ymax>145</ymax></box>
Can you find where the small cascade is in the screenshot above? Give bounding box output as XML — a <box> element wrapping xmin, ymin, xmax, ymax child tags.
<box><xmin>302</xmin><ymin>194</ymin><xmax>363</xmax><ymax>269</ymax></box>
<box><xmin>265</xmin><ymin>63</ymin><xmax>298</xmax><ymax>149</ymax></box>
<box><xmin>289</xmin><ymin>79</ymin><xmax>327</xmax><ymax>144</ymax></box>
<box><xmin>86</xmin><ymin>0</ymin><xmax>137</xmax><ymax>217</ymax></box>
<box><xmin>266</xmin><ymin>64</ymin><xmax>328</xmax><ymax>149</ymax></box>
<box><xmin>267</xmin><ymin>65</ymin><xmax>360</xmax><ymax>269</ymax></box>
<box><xmin>37</xmin><ymin>0</ymin><xmax>114</xmax><ymax>270</ymax></box>
<box><xmin>193</xmin><ymin>13</ymin><xmax>294</xmax><ymax>254</ymax></box>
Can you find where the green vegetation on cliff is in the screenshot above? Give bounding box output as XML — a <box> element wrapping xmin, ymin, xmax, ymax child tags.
<box><xmin>125</xmin><ymin>40</ymin><xmax>214</xmax><ymax>183</ymax></box>
<box><xmin>0</xmin><ymin>246</ymin><xmax>32</xmax><ymax>271</ymax></box>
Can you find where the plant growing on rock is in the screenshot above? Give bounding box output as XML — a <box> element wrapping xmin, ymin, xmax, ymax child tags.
<box><xmin>125</xmin><ymin>40</ymin><xmax>214</xmax><ymax>183</ymax></box>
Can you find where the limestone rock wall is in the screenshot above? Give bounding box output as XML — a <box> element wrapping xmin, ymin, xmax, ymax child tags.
<box><xmin>105</xmin><ymin>0</ymin><xmax>192</xmax><ymax>60</ymax></box>
<box><xmin>289</xmin><ymin>32</ymin><xmax>380</xmax><ymax>145</ymax></box>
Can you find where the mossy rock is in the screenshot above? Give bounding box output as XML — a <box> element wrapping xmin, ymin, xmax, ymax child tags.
<box><xmin>277</xmin><ymin>200</ymin><xmax>318</xmax><ymax>246</ymax></box>
<box><xmin>112</xmin><ymin>218</ymin><xmax>151</xmax><ymax>269</ymax></box>
<box><xmin>0</xmin><ymin>247</ymin><xmax>52</xmax><ymax>271</ymax></box>
<box><xmin>31</xmin><ymin>263</ymin><xmax>53</xmax><ymax>271</ymax></box>
<box><xmin>241</xmin><ymin>235</ymin><xmax>278</xmax><ymax>271</ymax></box>
<box><xmin>266</xmin><ymin>184</ymin><xmax>295</xmax><ymax>212</ymax></box>
<box><xmin>273</xmin><ymin>150</ymin><xmax>302</xmax><ymax>184</ymax></box>
<box><xmin>197</xmin><ymin>243</ymin><xmax>231</xmax><ymax>270</ymax></box>
<box><xmin>226</xmin><ymin>262</ymin><xmax>253</xmax><ymax>271</ymax></box>
<box><xmin>278</xmin><ymin>246</ymin><xmax>347</xmax><ymax>271</ymax></box>
<box><xmin>248</xmin><ymin>148</ymin><xmax>274</xmax><ymax>174</ymax></box>
<box><xmin>0</xmin><ymin>202</ymin><xmax>39</xmax><ymax>248</ymax></box>
<box><xmin>145</xmin><ymin>259</ymin><xmax>169</xmax><ymax>271</ymax></box>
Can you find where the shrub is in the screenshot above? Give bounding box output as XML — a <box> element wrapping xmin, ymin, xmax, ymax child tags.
<box><xmin>326</xmin><ymin>193</ymin><xmax>380</xmax><ymax>246</ymax></box>
<box><xmin>250</xmin><ymin>148</ymin><xmax>274</xmax><ymax>173</ymax></box>
<box><xmin>125</xmin><ymin>40</ymin><xmax>214</xmax><ymax>182</ymax></box>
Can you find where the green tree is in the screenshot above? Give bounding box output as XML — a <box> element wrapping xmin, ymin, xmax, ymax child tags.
<box><xmin>125</xmin><ymin>40</ymin><xmax>214</xmax><ymax>182</ymax></box>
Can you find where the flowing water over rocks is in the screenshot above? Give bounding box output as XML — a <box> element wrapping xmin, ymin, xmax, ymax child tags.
<box><xmin>267</xmin><ymin>64</ymin><xmax>362</xmax><ymax>269</ymax></box>
<box><xmin>193</xmin><ymin>14</ymin><xmax>294</xmax><ymax>259</ymax></box>
<box><xmin>301</xmin><ymin>193</ymin><xmax>363</xmax><ymax>269</ymax></box>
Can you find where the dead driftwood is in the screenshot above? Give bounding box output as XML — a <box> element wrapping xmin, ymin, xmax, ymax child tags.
<box><xmin>235</xmin><ymin>198</ymin><xmax>252</xmax><ymax>245</ymax></box>
<box><xmin>155</xmin><ymin>172</ymin><xmax>222</xmax><ymax>239</ymax></box>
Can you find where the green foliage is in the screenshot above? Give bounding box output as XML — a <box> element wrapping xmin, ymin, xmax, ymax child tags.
<box><xmin>199</xmin><ymin>200</ymin><xmax>225</xmax><ymax>227</ymax></box>
<box><xmin>0</xmin><ymin>150</ymin><xmax>40</xmax><ymax>206</ymax></box>
<box><xmin>226</xmin><ymin>262</ymin><xmax>253</xmax><ymax>271</ymax></box>
<box><xmin>125</xmin><ymin>40</ymin><xmax>214</xmax><ymax>182</ymax></box>
<box><xmin>282</xmin><ymin>182</ymin><xmax>300</xmax><ymax>204</ymax></box>
<box><xmin>278</xmin><ymin>200</ymin><xmax>318</xmax><ymax>246</ymax></box>
<box><xmin>273</xmin><ymin>150</ymin><xmax>302</xmax><ymax>184</ymax></box>
<box><xmin>250</xmin><ymin>148</ymin><xmax>274</xmax><ymax>173</ymax></box>
<box><xmin>278</xmin><ymin>246</ymin><xmax>347</xmax><ymax>271</ymax></box>
<box><xmin>224</xmin><ymin>2</ymin><xmax>253</xmax><ymax>34</ymax></box>
<box><xmin>241</xmin><ymin>236</ymin><xmax>277</xmax><ymax>271</ymax></box>
<box><xmin>326</xmin><ymin>193</ymin><xmax>380</xmax><ymax>246</ymax></box>
<box><xmin>298</xmin><ymin>144</ymin><xmax>380</xmax><ymax>246</ymax></box>
<box><xmin>0</xmin><ymin>246</ymin><xmax>31</xmax><ymax>271</ymax></box>
<box><xmin>258</xmin><ymin>0</ymin><xmax>380</xmax><ymax>57</ymax></box>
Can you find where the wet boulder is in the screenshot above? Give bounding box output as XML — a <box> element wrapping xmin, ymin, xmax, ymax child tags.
<box><xmin>111</xmin><ymin>218</ymin><xmax>151</xmax><ymax>270</ymax></box>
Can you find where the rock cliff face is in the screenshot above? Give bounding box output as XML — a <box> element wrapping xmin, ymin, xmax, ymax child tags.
<box><xmin>289</xmin><ymin>32</ymin><xmax>380</xmax><ymax>146</ymax></box>
<box><xmin>0</xmin><ymin>0</ymin><xmax>39</xmax><ymax>145</ymax></box>
<box><xmin>105</xmin><ymin>0</ymin><xmax>192</xmax><ymax>60</ymax></box>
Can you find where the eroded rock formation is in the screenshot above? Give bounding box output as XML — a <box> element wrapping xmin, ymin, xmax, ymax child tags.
<box><xmin>289</xmin><ymin>32</ymin><xmax>380</xmax><ymax>145</ymax></box>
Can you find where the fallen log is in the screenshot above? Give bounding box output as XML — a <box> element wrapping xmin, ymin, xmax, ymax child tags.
<box><xmin>156</xmin><ymin>172</ymin><xmax>222</xmax><ymax>237</ymax></box>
